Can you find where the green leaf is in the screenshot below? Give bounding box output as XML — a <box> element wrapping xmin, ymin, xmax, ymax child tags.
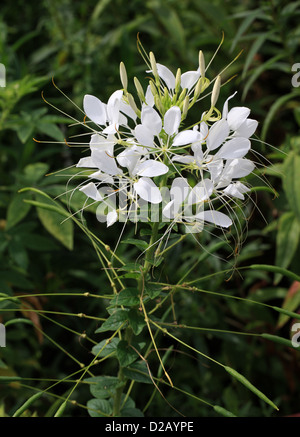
<box><xmin>110</xmin><ymin>288</ymin><xmax>140</xmax><ymax>307</ymax></box>
<box><xmin>277</xmin><ymin>282</ymin><xmax>300</xmax><ymax>328</ymax></box>
<box><xmin>262</xmin><ymin>92</ymin><xmax>298</xmax><ymax>141</ymax></box>
<box><xmin>123</xmin><ymin>361</ymin><xmax>152</xmax><ymax>384</ymax></box>
<box><xmin>128</xmin><ymin>309</ymin><xmax>146</xmax><ymax>335</ymax></box>
<box><xmin>87</xmin><ymin>398</ymin><xmax>113</xmax><ymax>417</ymax></box>
<box><xmin>8</xmin><ymin>238</ymin><xmax>29</xmax><ymax>270</ymax></box>
<box><xmin>145</xmin><ymin>283</ymin><xmax>162</xmax><ymax>299</ymax></box>
<box><xmin>94</xmin><ymin>310</ymin><xmax>128</xmax><ymax>333</ymax></box>
<box><xmin>275</xmin><ymin>212</ymin><xmax>300</xmax><ymax>284</ymax></box>
<box><xmin>92</xmin><ymin>338</ymin><xmax>120</xmax><ymax>357</ymax></box>
<box><xmin>121</xmin><ymin>238</ymin><xmax>148</xmax><ymax>251</ymax></box>
<box><xmin>35</xmin><ymin>194</ymin><xmax>73</xmax><ymax>250</ymax></box>
<box><xmin>6</xmin><ymin>193</ymin><xmax>32</xmax><ymax>230</ymax></box>
<box><xmin>86</xmin><ymin>376</ymin><xmax>123</xmax><ymax>399</ymax></box>
<box><xmin>121</xmin><ymin>407</ymin><xmax>144</xmax><ymax>417</ymax></box>
<box><xmin>24</xmin><ymin>163</ymin><xmax>49</xmax><ymax>183</ymax></box>
<box><xmin>116</xmin><ymin>340</ymin><xmax>140</xmax><ymax>367</ymax></box>
<box><xmin>283</xmin><ymin>152</ymin><xmax>300</xmax><ymax>222</ymax></box>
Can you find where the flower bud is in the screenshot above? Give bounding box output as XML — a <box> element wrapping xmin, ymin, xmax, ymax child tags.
<box><xmin>134</xmin><ymin>77</ymin><xmax>145</xmax><ymax>101</ymax></box>
<box><xmin>149</xmin><ymin>52</ymin><xmax>158</xmax><ymax>80</ymax></box>
<box><xmin>199</xmin><ymin>50</ymin><xmax>205</xmax><ymax>78</ymax></box>
<box><xmin>182</xmin><ymin>95</ymin><xmax>190</xmax><ymax>119</ymax></box>
<box><xmin>211</xmin><ymin>75</ymin><xmax>221</xmax><ymax>108</ymax></box>
<box><xmin>119</xmin><ymin>62</ymin><xmax>128</xmax><ymax>90</ymax></box>
<box><xmin>175</xmin><ymin>68</ymin><xmax>181</xmax><ymax>94</ymax></box>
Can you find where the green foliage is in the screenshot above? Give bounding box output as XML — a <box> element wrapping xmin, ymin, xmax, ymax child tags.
<box><xmin>1</xmin><ymin>0</ymin><xmax>300</xmax><ymax>419</ymax></box>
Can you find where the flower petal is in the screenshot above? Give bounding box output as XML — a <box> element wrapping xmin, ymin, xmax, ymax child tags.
<box><xmin>134</xmin><ymin>124</ymin><xmax>155</xmax><ymax>148</ymax></box>
<box><xmin>227</xmin><ymin>107</ymin><xmax>250</xmax><ymax>131</ymax></box>
<box><xmin>141</xmin><ymin>106</ymin><xmax>162</xmax><ymax>136</ymax></box>
<box><xmin>91</xmin><ymin>149</ymin><xmax>122</xmax><ymax>176</ymax></box>
<box><xmin>135</xmin><ymin>159</ymin><xmax>169</xmax><ymax>177</ymax></box>
<box><xmin>188</xmin><ymin>179</ymin><xmax>214</xmax><ymax>204</ymax></box>
<box><xmin>83</xmin><ymin>95</ymin><xmax>107</xmax><ymax>125</ymax></box>
<box><xmin>196</xmin><ymin>210</ymin><xmax>232</xmax><ymax>228</ymax></box>
<box><xmin>156</xmin><ymin>63</ymin><xmax>176</xmax><ymax>90</ymax></box>
<box><xmin>134</xmin><ymin>177</ymin><xmax>162</xmax><ymax>204</ymax></box>
<box><xmin>172</xmin><ymin>130</ymin><xmax>201</xmax><ymax>147</ymax></box>
<box><xmin>164</xmin><ymin>106</ymin><xmax>181</xmax><ymax>135</ymax></box>
<box><xmin>170</xmin><ymin>177</ymin><xmax>190</xmax><ymax>204</ymax></box>
<box><xmin>206</xmin><ymin>119</ymin><xmax>230</xmax><ymax>151</ymax></box>
<box><xmin>107</xmin><ymin>209</ymin><xmax>118</xmax><ymax>227</ymax></box>
<box><xmin>222</xmin><ymin>92</ymin><xmax>237</xmax><ymax>119</ymax></box>
<box><xmin>234</xmin><ymin>119</ymin><xmax>258</xmax><ymax>138</ymax></box>
<box><xmin>216</xmin><ymin>137</ymin><xmax>251</xmax><ymax>159</ymax></box>
<box><xmin>79</xmin><ymin>182</ymin><xmax>103</xmax><ymax>201</ymax></box>
<box><xmin>180</xmin><ymin>71</ymin><xmax>201</xmax><ymax>91</ymax></box>
<box><xmin>224</xmin><ymin>158</ymin><xmax>255</xmax><ymax>179</ymax></box>
<box><xmin>76</xmin><ymin>156</ymin><xmax>96</xmax><ymax>168</ymax></box>
<box><xmin>223</xmin><ymin>182</ymin><xmax>250</xmax><ymax>200</ymax></box>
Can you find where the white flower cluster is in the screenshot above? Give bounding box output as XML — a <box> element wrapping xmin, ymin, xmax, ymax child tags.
<box><xmin>76</xmin><ymin>51</ymin><xmax>257</xmax><ymax>232</ymax></box>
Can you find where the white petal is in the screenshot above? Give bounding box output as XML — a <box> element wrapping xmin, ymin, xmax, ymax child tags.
<box><xmin>216</xmin><ymin>137</ymin><xmax>251</xmax><ymax>159</ymax></box>
<box><xmin>227</xmin><ymin>107</ymin><xmax>250</xmax><ymax>131</ymax></box>
<box><xmin>188</xmin><ymin>179</ymin><xmax>214</xmax><ymax>204</ymax></box>
<box><xmin>141</xmin><ymin>106</ymin><xmax>162</xmax><ymax>136</ymax></box>
<box><xmin>134</xmin><ymin>177</ymin><xmax>162</xmax><ymax>204</ymax></box>
<box><xmin>134</xmin><ymin>124</ymin><xmax>154</xmax><ymax>148</ymax></box>
<box><xmin>170</xmin><ymin>177</ymin><xmax>190</xmax><ymax>204</ymax></box>
<box><xmin>206</xmin><ymin>158</ymin><xmax>223</xmax><ymax>182</ymax></box>
<box><xmin>162</xmin><ymin>200</ymin><xmax>178</xmax><ymax>219</ymax></box>
<box><xmin>145</xmin><ymin>85</ymin><xmax>154</xmax><ymax>107</ymax></box>
<box><xmin>107</xmin><ymin>210</ymin><xmax>118</xmax><ymax>227</ymax></box>
<box><xmin>107</xmin><ymin>89</ymin><xmax>123</xmax><ymax>121</ymax></box>
<box><xmin>172</xmin><ymin>130</ymin><xmax>201</xmax><ymax>147</ymax></box>
<box><xmin>90</xmin><ymin>133</ymin><xmax>115</xmax><ymax>154</ymax></box>
<box><xmin>135</xmin><ymin>159</ymin><xmax>169</xmax><ymax>177</ymax></box>
<box><xmin>235</xmin><ymin>119</ymin><xmax>258</xmax><ymax>138</ymax></box>
<box><xmin>223</xmin><ymin>182</ymin><xmax>250</xmax><ymax>200</ymax></box>
<box><xmin>196</xmin><ymin>210</ymin><xmax>232</xmax><ymax>228</ymax></box>
<box><xmin>120</xmin><ymin>100</ymin><xmax>137</xmax><ymax>121</ymax></box>
<box><xmin>180</xmin><ymin>71</ymin><xmax>200</xmax><ymax>91</ymax></box>
<box><xmin>224</xmin><ymin>158</ymin><xmax>255</xmax><ymax>178</ymax></box>
<box><xmin>164</xmin><ymin>106</ymin><xmax>181</xmax><ymax>135</ymax></box>
<box><xmin>91</xmin><ymin>149</ymin><xmax>122</xmax><ymax>176</ymax></box>
<box><xmin>172</xmin><ymin>155</ymin><xmax>194</xmax><ymax>164</ymax></box>
<box><xmin>222</xmin><ymin>92</ymin><xmax>237</xmax><ymax>119</ymax></box>
<box><xmin>156</xmin><ymin>63</ymin><xmax>176</xmax><ymax>90</ymax></box>
<box><xmin>79</xmin><ymin>182</ymin><xmax>103</xmax><ymax>201</ymax></box>
<box><xmin>83</xmin><ymin>95</ymin><xmax>107</xmax><ymax>125</ymax></box>
<box><xmin>206</xmin><ymin>119</ymin><xmax>230</xmax><ymax>151</ymax></box>
<box><xmin>76</xmin><ymin>156</ymin><xmax>96</xmax><ymax>168</ymax></box>
<box><xmin>88</xmin><ymin>170</ymin><xmax>114</xmax><ymax>185</ymax></box>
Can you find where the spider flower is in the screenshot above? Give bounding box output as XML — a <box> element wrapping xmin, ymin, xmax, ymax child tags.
<box><xmin>75</xmin><ymin>51</ymin><xmax>258</xmax><ymax>232</ymax></box>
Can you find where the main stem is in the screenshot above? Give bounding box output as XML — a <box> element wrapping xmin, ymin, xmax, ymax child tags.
<box><xmin>113</xmin><ymin>155</ymin><xmax>168</xmax><ymax>416</ymax></box>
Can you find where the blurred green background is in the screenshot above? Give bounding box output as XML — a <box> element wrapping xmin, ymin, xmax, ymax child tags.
<box><xmin>1</xmin><ymin>0</ymin><xmax>300</xmax><ymax>417</ymax></box>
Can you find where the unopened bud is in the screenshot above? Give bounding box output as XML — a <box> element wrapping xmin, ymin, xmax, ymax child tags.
<box><xmin>120</xmin><ymin>62</ymin><xmax>128</xmax><ymax>90</ymax></box>
<box><xmin>211</xmin><ymin>75</ymin><xmax>221</xmax><ymax>108</ymax></box>
<box><xmin>134</xmin><ymin>77</ymin><xmax>145</xmax><ymax>101</ymax></box>
<box><xmin>182</xmin><ymin>95</ymin><xmax>190</xmax><ymax>119</ymax></box>
<box><xmin>127</xmin><ymin>93</ymin><xmax>139</xmax><ymax>115</ymax></box>
<box><xmin>149</xmin><ymin>52</ymin><xmax>158</xmax><ymax>80</ymax></box>
<box><xmin>175</xmin><ymin>68</ymin><xmax>181</xmax><ymax>94</ymax></box>
<box><xmin>177</xmin><ymin>87</ymin><xmax>187</xmax><ymax>105</ymax></box>
<box><xmin>199</xmin><ymin>50</ymin><xmax>205</xmax><ymax>78</ymax></box>
<box><xmin>150</xmin><ymin>80</ymin><xmax>158</xmax><ymax>98</ymax></box>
